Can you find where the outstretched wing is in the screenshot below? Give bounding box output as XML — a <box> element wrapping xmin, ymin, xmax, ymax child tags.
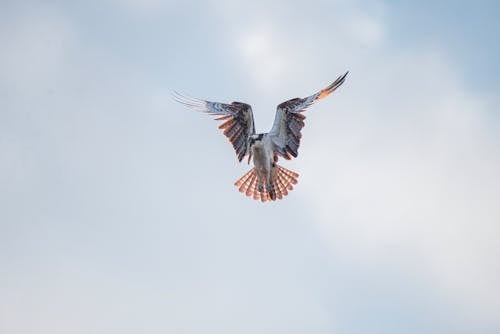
<box><xmin>173</xmin><ymin>92</ymin><xmax>256</xmax><ymax>162</ymax></box>
<box><xmin>269</xmin><ymin>71</ymin><xmax>348</xmax><ymax>159</ymax></box>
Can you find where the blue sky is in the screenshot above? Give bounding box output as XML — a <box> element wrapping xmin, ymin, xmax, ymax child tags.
<box><xmin>1</xmin><ymin>1</ymin><xmax>499</xmax><ymax>333</ymax></box>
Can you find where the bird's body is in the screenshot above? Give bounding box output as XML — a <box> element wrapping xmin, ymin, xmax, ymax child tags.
<box><xmin>250</xmin><ymin>135</ymin><xmax>271</xmax><ymax>185</ymax></box>
<box><xmin>174</xmin><ymin>71</ymin><xmax>348</xmax><ymax>202</ymax></box>
<box><xmin>246</xmin><ymin>133</ymin><xmax>280</xmax><ymax>200</ymax></box>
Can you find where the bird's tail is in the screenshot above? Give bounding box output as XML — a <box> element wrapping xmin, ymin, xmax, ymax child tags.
<box><xmin>234</xmin><ymin>165</ymin><xmax>299</xmax><ymax>202</ymax></box>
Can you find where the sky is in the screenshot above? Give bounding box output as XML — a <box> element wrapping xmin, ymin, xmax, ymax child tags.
<box><xmin>1</xmin><ymin>0</ymin><xmax>499</xmax><ymax>333</ymax></box>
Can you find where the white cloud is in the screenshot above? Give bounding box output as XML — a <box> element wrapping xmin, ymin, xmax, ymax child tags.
<box><xmin>223</xmin><ymin>8</ymin><xmax>500</xmax><ymax>324</ymax></box>
<box><xmin>2</xmin><ymin>1</ymin><xmax>500</xmax><ymax>333</ymax></box>
<box><xmin>299</xmin><ymin>50</ymin><xmax>500</xmax><ymax>324</ymax></box>
<box><xmin>237</xmin><ymin>23</ymin><xmax>292</xmax><ymax>90</ymax></box>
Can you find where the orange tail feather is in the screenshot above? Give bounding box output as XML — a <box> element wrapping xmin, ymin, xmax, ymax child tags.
<box><xmin>234</xmin><ymin>165</ymin><xmax>299</xmax><ymax>202</ymax></box>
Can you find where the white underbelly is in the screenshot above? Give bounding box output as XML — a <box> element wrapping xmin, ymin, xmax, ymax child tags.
<box><xmin>252</xmin><ymin>145</ymin><xmax>270</xmax><ymax>176</ymax></box>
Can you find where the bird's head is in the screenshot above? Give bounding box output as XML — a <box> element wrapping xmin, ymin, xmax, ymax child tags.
<box><xmin>249</xmin><ymin>133</ymin><xmax>264</xmax><ymax>146</ymax></box>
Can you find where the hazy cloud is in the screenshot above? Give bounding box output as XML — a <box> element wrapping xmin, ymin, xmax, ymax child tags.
<box><xmin>1</xmin><ymin>1</ymin><xmax>499</xmax><ymax>334</ymax></box>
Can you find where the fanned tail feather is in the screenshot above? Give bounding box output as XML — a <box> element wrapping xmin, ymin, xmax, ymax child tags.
<box><xmin>234</xmin><ymin>165</ymin><xmax>299</xmax><ymax>202</ymax></box>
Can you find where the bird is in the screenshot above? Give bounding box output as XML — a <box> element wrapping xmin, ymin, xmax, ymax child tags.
<box><xmin>173</xmin><ymin>71</ymin><xmax>348</xmax><ymax>202</ymax></box>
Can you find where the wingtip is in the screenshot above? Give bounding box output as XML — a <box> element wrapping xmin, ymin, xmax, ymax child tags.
<box><xmin>172</xmin><ymin>91</ymin><xmax>207</xmax><ymax>110</ymax></box>
<box><xmin>318</xmin><ymin>71</ymin><xmax>349</xmax><ymax>98</ymax></box>
<box><xmin>338</xmin><ymin>70</ymin><xmax>349</xmax><ymax>83</ymax></box>
<box><xmin>171</xmin><ymin>90</ymin><xmax>187</xmax><ymax>103</ymax></box>
<box><xmin>332</xmin><ymin>70</ymin><xmax>349</xmax><ymax>88</ymax></box>
<box><xmin>171</xmin><ymin>90</ymin><xmax>188</xmax><ymax>99</ymax></box>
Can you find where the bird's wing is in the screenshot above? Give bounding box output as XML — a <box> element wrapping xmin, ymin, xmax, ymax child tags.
<box><xmin>173</xmin><ymin>92</ymin><xmax>256</xmax><ymax>162</ymax></box>
<box><xmin>269</xmin><ymin>71</ymin><xmax>348</xmax><ymax>159</ymax></box>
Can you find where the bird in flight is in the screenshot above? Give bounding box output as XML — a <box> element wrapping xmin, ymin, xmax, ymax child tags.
<box><xmin>174</xmin><ymin>71</ymin><xmax>348</xmax><ymax>202</ymax></box>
